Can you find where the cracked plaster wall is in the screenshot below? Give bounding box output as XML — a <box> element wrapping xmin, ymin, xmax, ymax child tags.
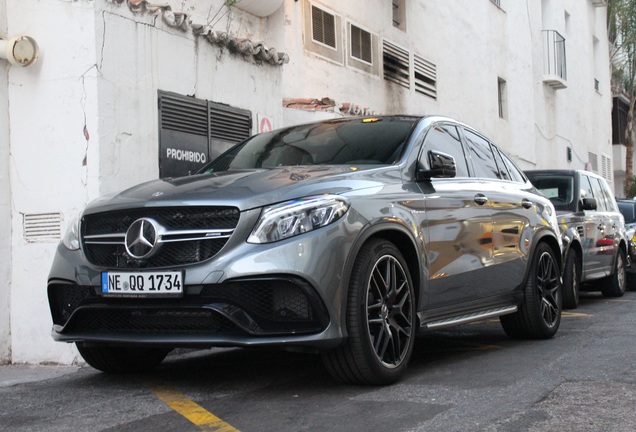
<box><xmin>93</xmin><ymin>1</ymin><xmax>284</xmax><ymax>196</ymax></box>
<box><xmin>6</xmin><ymin>0</ymin><xmax>99</xmax><ymax>364</ymax></box>
<box><xmin>5</xmin><ymin>0</ymin><xmax>284</xmax><ymax>364</ymax></box>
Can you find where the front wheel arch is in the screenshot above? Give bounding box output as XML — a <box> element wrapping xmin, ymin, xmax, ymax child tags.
<box><xmin>322</xmin><ymin>238</ymin><xmax>416</xmax><ymax>385</ymax></box>
<box><xmin>340</xmin><ymin>224</ymin><xmax>423</xmax><ymax>328</ymax></box>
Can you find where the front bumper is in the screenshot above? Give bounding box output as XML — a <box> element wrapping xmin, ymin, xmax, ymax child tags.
<box><xmin>48</xmin><ymin>275</ymin><xmax>342</xmax><ymax>349</ymax></box>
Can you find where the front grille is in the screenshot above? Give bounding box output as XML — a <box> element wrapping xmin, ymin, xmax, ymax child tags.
<box><xmin>83</xmin><ymin>207</ymin><xmax>240</xmax><ymax>235</ymax></box>
<box><xmin>81</xmin><ymin>206</ymin><xmax>239</xmax><ymax>268</ymax></box>
<box><xmin>85</xmin><ymin>239</ymin><xmax>227</xmax><ymax>268</ymax></box>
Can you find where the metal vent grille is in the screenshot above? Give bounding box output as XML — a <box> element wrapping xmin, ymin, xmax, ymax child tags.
<box><xmin>601</xmin><ymin>155</ymin><xmax>612</xmax><ymax>181</ymax></box>
<box><xmin>414</xmin><ymin>54</ymin><xmax>437</xmax><ymax>100</ymax></box>
<box><xmin>383</xmin><ymin>40</ymin><xmax>410</xmax><ymax>89</ymax></box>
<box><xmin>311</xmin><ymin>5</ymin><xmax>336</xmax><ymax>48</ymax></box>
<box><xmin>159</xmin><ymin>93</ymin><xmax>208</xmax><ymax>137</ymax></box>
<box><xmin>23</xmin><ymin>213</ymin><xmax>62</xmax><ymax>242</ymax></box>
<box><xmin>209</xmin><ymin>103</ymin><xmax>252</xmax><ymax>143</ymax></box>
<box><xmin>351</xmin><ymin>25</ymin><xmax>372</xmax><ymax>63</ymax></box>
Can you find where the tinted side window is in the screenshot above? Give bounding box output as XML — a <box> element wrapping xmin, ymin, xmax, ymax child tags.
<box><xmin>599</xmin><ymin>179</ymin><xmax>618</xmax><ymax>212</ymax></box>
<box><xmin>463</xmin><ymin>129</ymin><xmax>499</xmax><ymax>179</ymax></box>
<box><xmin>492</xmin><ymin>147</ymin><xmax>511</xmax><ymax>181</ymax></box>
<box><xmin>588</xmin><ymin>176</ymin><xmax>608</xmax><ymax>211</ymax></box>
<box><xmin>423</xmin><ymin>124</ymin><xmax>470</xmax><ymax>177</ymax></box>
<box><xmin>498</xmin><ymin>149</ymin><xmax>525</xmax><ymax>183</ymax></box>
<box><xmin>619</xmin><ymin>202</ymin><xmax>636</xmax><ymax>223</ymax></box>
<box><xmin>579</xmin><ymin>175</ymin><xmax>595</xmax><ymax>204</ymax></box>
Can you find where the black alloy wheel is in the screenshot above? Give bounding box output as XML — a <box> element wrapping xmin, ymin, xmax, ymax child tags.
<box><xmin>500</xmin><ymin>242</ymin><xmax>562</xmax><ymax>339</ymax></box>
<box><xmin>322</xmin><ymin>239</ymin><xmax>416</xmax><ymax>385</ymax></box>
<box><xmin>562</xmin><ymin>249</ymin><xmax>580</xmax><ymax>309</ymax></box>
<box><xmin>601</xmin><ymin>248</ymin><xmax>627</xmax><ymax>297</ymax></box>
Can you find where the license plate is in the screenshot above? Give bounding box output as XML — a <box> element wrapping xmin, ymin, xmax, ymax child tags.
<box><xmin>101</xmin><ymin>271</ymin><xmax>184</xmax><ymax>297</ymax></box>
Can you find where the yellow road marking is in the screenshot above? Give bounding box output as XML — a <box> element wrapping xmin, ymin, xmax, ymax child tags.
<box><xmin>142</xmin><ymin>379</ymin><xmax>240</xmax><ymax>432</ymax></box>
<box><xmin>562</xmin><ymin>311</ymin><xmax>591</xmax><ymax>317</ymax></box>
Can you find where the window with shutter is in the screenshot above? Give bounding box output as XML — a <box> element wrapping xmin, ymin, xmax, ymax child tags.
<box><xmin>311</xmin><ymin>5</ymin><xmax>336</xmax><ymax>49</ymax></box>
<box><xmin>304</xmin><ymin>1</ymin><xmax>343</xmax><ymax>64</ymax></box>
<box><xmin>350</xmin><ymin>25</ymin><xmax>372</xmax><ymax>64</ymax></box>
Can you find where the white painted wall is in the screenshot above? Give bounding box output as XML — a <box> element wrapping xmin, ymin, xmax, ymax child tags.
<box><xmin>6</xmin><ymin>0</ymin><xmax>98</xmax><ymax>364</ymax></box>
<box><xmin>281</xmin><ymin>0</ymin><xmax>612</xmax><ymax>179</ymax></box>
<box><xmin>0</xmin><ymin>0</ymin><xmax>11</xmax><ymax>364</ymax></box>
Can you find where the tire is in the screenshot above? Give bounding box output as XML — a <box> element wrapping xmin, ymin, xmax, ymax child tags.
<box><xmin>322</xmin><ymin>239</ymin><xmax>416</xmax><ymax>385</ymax></box>
<box><xmin>562</xmin><ymin>249</ymin><xmax>580</xmax><ymax>309</ymax></box>
<box><xmin>601</xmin><ymin>248</ymin><xmax>626</xmax><ymax>297</ymax></box>
<box><xmin>500</xmin><ymin>242</ymin><xmax>561</xmax><ymax>339</ymax></box>
<box><xmin>628</xmin><ymin>272</ymin><xmax>636</xmax><ymax>292</ymax></box>
<box><xmin>76</xmin><ymin>344</ymin><xmax>171</xmax><ymax>373</ymax></box>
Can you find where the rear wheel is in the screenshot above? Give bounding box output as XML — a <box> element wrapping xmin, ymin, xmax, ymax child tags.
<box><xmin>601</xmin><ymin>248</ymin><xmax>626</xmax><ymax>297</ymax></box>
<box><xmin>500</xmin><ymin>242</ymin><xmax>561</xmax><ymax>339</ymax></box>
<box><xmin>562</xmin><ymin>249</ymin><xmax>580</xmax><ymax>309</ymax></box>
<box><xmin>322</xmin><ymin>239</ymin><xmax>416</xmax><ymax>385</ymax></box>
<box><xmin>76</xmin><ymin>344</ymin><xmax>171</xmax><ymax>373</ymax></box>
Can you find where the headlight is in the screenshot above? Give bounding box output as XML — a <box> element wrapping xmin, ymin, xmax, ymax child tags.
<box><xmin>62</xmin><ymin>216</ymin><xmax>80</xmax><ymax>250</ymax></box>
<box><xmin>247</xmin><ymin>195</ymin><xmax>350</xmax><ymax>244</ymax></box>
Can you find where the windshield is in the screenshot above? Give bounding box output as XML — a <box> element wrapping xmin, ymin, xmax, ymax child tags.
<box><xmin>527</xmin><ymin>174</ymin><xmax>574</xmax><ymax>210</ymax></box>
<box><xmin>199</xmin><ymin>117</ymin><xmax>416</xmax><ymax>173</ymax></box>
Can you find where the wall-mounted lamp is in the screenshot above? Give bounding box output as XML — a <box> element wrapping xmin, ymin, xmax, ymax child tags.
<box><xmin>0</xmin><ymin>36</ymin><xmax>39</xmax><ymax>67</ymax></box>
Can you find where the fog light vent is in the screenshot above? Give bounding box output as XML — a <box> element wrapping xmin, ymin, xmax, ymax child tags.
<box><xmin>23</xmin><ymin>212</ymin><xmax>62</xmax><ymax>242</ymax></box>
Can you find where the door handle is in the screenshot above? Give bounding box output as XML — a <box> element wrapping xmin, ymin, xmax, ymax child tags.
<box><xmin>598</xmin><ymin>224</ymin><xmax>605</xmax><ymax>231</ymax></box>
<box><xmin>521</xmin><ymin>199</ymin><xmax>533</xmax><ymax>209</ymax></box>
<box><xmin>474</xmin><ymin>194</ymin><xmax>488</xmax><ymax>206</ymax></box>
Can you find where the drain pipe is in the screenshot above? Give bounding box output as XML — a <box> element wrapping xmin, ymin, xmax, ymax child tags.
<box><xmin>0</xmin><ymin>36</ymin><xmax>38</xmax><ymax>67</ymax></box>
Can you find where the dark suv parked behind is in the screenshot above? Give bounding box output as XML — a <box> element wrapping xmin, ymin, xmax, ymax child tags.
<box><xmin>48</xmin><ymin>116</ymin><xmax>563</xmax><ymax>385</ymax></box>
<box><xmin>617</xmin><ymin>199</ymin><xmax>636</xmax><ymax>287</ymax></box>
<box><xmin>526</xmin><ymin>170</ymin><xmax>628</xmax><ymax>308</ymax></box>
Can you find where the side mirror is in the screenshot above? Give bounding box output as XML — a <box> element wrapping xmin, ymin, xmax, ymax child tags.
<box><xmin>418</xmin><ymin>150</ymin><xmax>457</xmax><ymax>180</ymax></box>
<box><xmin>581</xmin><ymin>197</ymin><xmax>597</xmax><ymax>211</ymax></box>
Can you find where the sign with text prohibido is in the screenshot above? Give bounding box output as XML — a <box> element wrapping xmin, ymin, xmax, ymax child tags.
<box><xmin>258</xmin><ymin>114</ymin><xmax>273</xmax><ymax>133</ymax></box>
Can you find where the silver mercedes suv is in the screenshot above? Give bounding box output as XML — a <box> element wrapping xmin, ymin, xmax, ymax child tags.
<box><xmin>48</xmin><ymin>116</ymin><xmax>563</xmax><ymax>385</ymax></box>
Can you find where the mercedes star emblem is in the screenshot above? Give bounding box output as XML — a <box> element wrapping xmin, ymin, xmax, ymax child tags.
<box><xmin>125</xmin><ymin>218</ymin><xmax>159</xmax><ymax>259</ymax></box>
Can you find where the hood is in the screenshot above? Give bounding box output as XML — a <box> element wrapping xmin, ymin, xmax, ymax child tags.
<box><xmin>84</xmin><ymin>165</ymin><xmax>397</xmax><ymax>214</ymax></box>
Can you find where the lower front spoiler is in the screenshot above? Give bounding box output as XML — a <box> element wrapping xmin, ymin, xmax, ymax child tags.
<box><xmin>51</xmin><ymin>326</ymin><xmax>344</xmax><ymax>351</ymax></box>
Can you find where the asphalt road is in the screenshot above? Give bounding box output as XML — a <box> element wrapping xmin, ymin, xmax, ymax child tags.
<box><xmin>2</xmin><ymin>291</ymin><xmax>636</xmax><ymax>432</ymax></box>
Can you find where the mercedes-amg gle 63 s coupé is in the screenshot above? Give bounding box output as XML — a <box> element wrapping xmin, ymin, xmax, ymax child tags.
<box><xmin>48</xmin><ymin>116</ymin><xmax>563</xmax><ymax>385</ymax></box>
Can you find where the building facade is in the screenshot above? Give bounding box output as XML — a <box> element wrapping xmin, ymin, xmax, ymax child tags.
<box><xmin>0</xmin><ymin>0</ymin><xmax>612</xmax><ymax>364</ymax></box>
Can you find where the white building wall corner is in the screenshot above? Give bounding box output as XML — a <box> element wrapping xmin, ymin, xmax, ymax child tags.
<box><xmin>4</xmin><ymin>0</ymin><xmax>286</xmax><ymax>364</ymax></box>
<box><xmin>0</xmin><ymin>0</ymin><xmax>11</xmax><ymax>364</ymax></box>
<box><xmin>6</xmin><ymin>0</ymin><xmax>100</xmax><ymax>364</ymax></box>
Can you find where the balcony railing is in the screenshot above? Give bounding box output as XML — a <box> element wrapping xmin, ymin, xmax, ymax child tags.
<box><xmin>543</xmin><ymin>30</ymin><xmax>567</xmax><ymax>89</ymax></box>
